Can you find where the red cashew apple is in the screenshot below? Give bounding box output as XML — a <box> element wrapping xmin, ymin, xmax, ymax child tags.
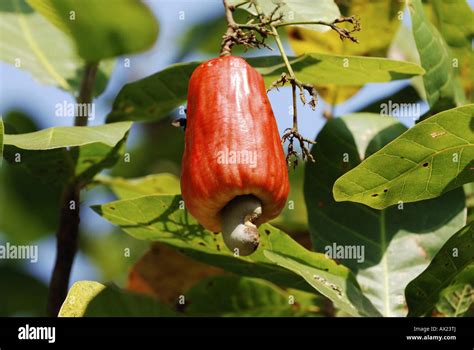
<box><xmin>181</xmin><ymin>56</ymin><xmax>290</xmax><ymax>256</ymax></box>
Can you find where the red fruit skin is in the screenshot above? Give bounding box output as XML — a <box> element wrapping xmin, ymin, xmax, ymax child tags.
<box><xmin>181</xmin><ymin>56</ymin><xmax>289</xmax><ymax>232</ymax></box>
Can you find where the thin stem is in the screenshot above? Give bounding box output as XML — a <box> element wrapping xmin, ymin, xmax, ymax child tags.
<box><xmin>270</xmin><ymin>25</ymin><xmax>295</xmax><ymax>78</ymax></box>
<box><xmin>274</xmin><ymin>17</ymin><xmax>360</xmax><ymax>43</ymax></box>
<box><xmin>275</xmin><ymin>20</ymin><xmax>337</xmax><ymax>28</ymax></box>
<box><xmin>291</xmin><ymin>82</ymin><xmax>298</xmax><ymax>131</ymax></box>
<box><xmin>47</xmin><ymin>62</ymin><xmax>98</xmax><ymax>317</ymax></box>
<box><xmin>220</xmin><ymin>0</ymin><xmax>237</xmax><ymax>56</ymax></box>
<box><xmin>271</xmin><ymin>25</ymin><xmax>299</xmax><ymax>131</ymax></box>
<box><xmin>218</xmin><ymin>1</ymin><xmax>323</xmax><ymax>166</ymax></box>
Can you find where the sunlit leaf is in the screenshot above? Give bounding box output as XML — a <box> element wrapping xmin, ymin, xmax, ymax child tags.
<box><xmin>229</xmin><ymin>0</ymin><xmax>340</xmax><ymax>31</ymax></box>
<box><xmin>27</xmin><ymin>0</ymin><xmax>159</xmax><ymax>61</ymax></box>
<box><xmin>59</xmin><ymin>281</ymin><xmax>176</xmax><ymax>317</ymax></box>
<box><xmin>92</xmin><ymin>195</ymin><xmax>379</xmax><ymax>316</ymax></box>
<box><xmin>95</xmin><ymin>173</ymin><xmax>181</xmax><ymax>199</ymax></box>
<box><xmin>287</xmin><ymin>0</ymin><xmax>404</xmax><ymax>103</ymax></box>
<box><xmin>0</xmin><ymin>0</ymin><xmax>113</xmax><ymax>93</ymax></box>
<box><xmin>408</xmin><ymin>0</ymin><xmax>463</xmax><ymax>111</ymax></box>
<box><xmin>305</xmin><ymin>113</ymin><xmax>466</xmax><ymax>316</ymax></box>
<box><xmin>107</xmin><ymin>55</ymin><xmax>424</xmax><ymax>123</ymax></box>
<box><xmin>3</xmin><ymin>121</ymin><xmax>132</xmax><ymax>185</ymax></box>
<box><xmin>333</xmin><ymin>105</ymin><xmax>474</xmax><ymax>209</ymax></box>
<box><xmin>184</xmin><ymin>275</ymin><xmax>324</xmax><ymax>316</ymax></box>
<box><xmin>431</xmin><ymin>0</ymin><xmax>474</xmax><ymax>101</ymax></box>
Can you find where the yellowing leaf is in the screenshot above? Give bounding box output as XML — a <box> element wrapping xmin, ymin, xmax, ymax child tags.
<box><xmin>287</xmin><ymin>0</ymin><xmax>404</xmax><ymax>104</ymax></box>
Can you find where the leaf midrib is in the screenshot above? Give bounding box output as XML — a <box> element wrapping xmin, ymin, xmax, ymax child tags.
<box><xmin>12</xmin><ymin>0</ymin><xmax>70</xmax><ymax>90</ymax></box>
<box><xmin>4</xmin><ymin>124</ymin><xmax>131</xmax><ymax>150</ymax></box>
<box><xmin>338</xmin><ymin>144</ymin><xmax>473</xmax><ymax>199</ymax></box>
<box><xmin>411</xmin><ymin>260</ymin><xmax>474</xmax><ymax>315</ymax></box>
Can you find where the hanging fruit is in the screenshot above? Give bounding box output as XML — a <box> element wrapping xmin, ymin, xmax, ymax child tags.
<box><xmin>181</xmin><ymin>56</ymin><xmax>289</xmax><ymax>256</ymax></box>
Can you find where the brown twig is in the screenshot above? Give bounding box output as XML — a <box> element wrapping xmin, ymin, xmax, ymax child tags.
<box><xmin>220</xmin><ymin>1</ymin><xmax>359</xmax><ymax>167</ymax></box>
<box><xmin>275</xmin><ymin>16</ymin><xmax>361</xmax><ymax>43</ymax></box>
<box><xmin>47</xmin><ymin>62</ymin><xmax>98</xmax><ymax>317</ymax></box>
<box><xmin>220</xmin><ymin>0</ymin><xmax>280</xmax><ymax>56</ymax></box>
<box><xmin>220</xmin><ymin>0</ymin><xmax>237</xmax><ymax>56</ymax></box>
<box><xmin>267</xmin><ymin>72</ymin><xmax>317</xmax><ymax>167</ymax></box>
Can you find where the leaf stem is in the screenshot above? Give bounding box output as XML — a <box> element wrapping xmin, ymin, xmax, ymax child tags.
<box><xmin>47</xmin><ymin>61</ymin><xmax>98</xmax><ymax>317</ymax></box>
<box><xmin>270</xmin><ymin>25</ymin><xmax>295</xmax><ymax>79</ymax></box>
<box><xmin>220</xmin><ymin>0</ymin><xmax>237</xmax><ymax>56</ymax></box>
<box><xmin>219</xmin><ymin>2</ymin><xmax>323</xmax><ymax>166</ymax></box>
<box><xmin>291</xmin><ymin>80</ymin><xmax>298</xmax><ymax>130</ymax></box>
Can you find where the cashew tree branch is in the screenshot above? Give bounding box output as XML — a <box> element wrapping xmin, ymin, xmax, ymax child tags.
<box><xmin>47</xmin><ymin>61</ymin><xmax>98</xmax><ymax>317</ymax></box>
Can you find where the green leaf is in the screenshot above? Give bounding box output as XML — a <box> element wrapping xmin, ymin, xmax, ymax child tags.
<box><xmin>258</xmin><ymin>54</ymin><xmax>425</xmax><ymax>87</ymax></box>
<box><xmin>0</xmin><ymin>162</ymin><xmax>61</xmax><ymax>243</ymax></box>
<box><xmin>405</xmin><ymin>223</ymin><xmax>474</xmax><ymax>317</ymax></box>
<box><xmin>0</xmin><ymin>266</ymin><xmax>48</xmax><ymax>316</ymax></box>
<box><xmin>270</xmin><ymin>164</ymin><xmax>308</xmax><ymax>233</ymax></box>
<box><xmin>107</xmin><ymin>55</ymin><xmax>424</xmax><ymax>123</ymax></box>
<box><xmin>0</xmin><ymin>0</ymin><xmax>113</xmax><ymax>93</ymax></box>
<box><xmin>409</xmin><ymin>0</ymin><xmax>461</xmax><ymax>111</ymax></box>
<box><xmin>388</xmin><ymin>24</ymin><xmax>427</xmax><ymax>102</ymax></box>
<box><xmin>435</xmin><ymin>283</ymin><xmax>473</xmax><ymax>317</ymax></box>
<box><xmin>0</xmin><ymin>112</ymin><xmax>61</xmax><ymax>243</ymax></box>
<box><xmin>264</xmin><ymin>251</ymin><xmax>381</xmax><ymax>316</ymax></box>
<box><xmin>289</xmin><ymin>0</ymin><xmax>403</xmax><ymax>57</ymax></box>
<box><xmin>80</xmin><ymin>230</ymin><xmax>149</xmax><ymax>282</ymax></box>
<box><xmin>95</xmin><ymin>173</ymin><xmax>181</xmax><ymax>199</ymax></box>
<box><xmin>59</xmin><ymin>281</ymin><xmax>176</xmax><ymax>317</ymax></box>
<box><xmin>229</xmin><ymin>0</ymin><xmax>340</xmax><ymax>32</ymax></box>
<box><xmin>4</xmin><ymin>121</ymin><xmax>131</xmax><ymax>150</ymax></box>
<box><xmin>176</xmin><ymin>10</ymin><xmax>248</xmax><ymax>60</ymax></box>
<box><xmin>431</xmin><ymin>0</ymin><xmax>474</xmax><ymax>101</ymax></box>
<box><xmin>358</xmin><ymin>85</ymin><xmax>422</xmax><ymax>114</ymax></box>
<box><xmin>59</xmin><ymin>280</ymin><xmax>105</xmax><ymax>317</ymax></box>
<box><xmin>110</xmin><ymin>118</ymin><xmax>184</xmax><ymax>177</ymax></box>
<box><xmin>288</xmin><ymin>0</ymin><xmax>404</xmax><ymax>104</ymax></box>
<box><xmin>305</xmin><ymin>113</ymin><xmax>467</xmax><ymax>316</ymax></box>
<box><xmin>465</xmin><ymin>183</ymin><xmax>474</xmax><ymax>224</ymax></box>
<box><xmin>430</xmin><ymin>0</ymin><xmax>474</xmax><ymax>54</ymax></box>
<box><xmin>92</xmin><ymin>195</ymin><xmax>379</xmax><ymax>316</ymax></box>
<box><xmin>184</xmin><ymin>276</ymin><xmax>323</xmax><ymax>317</ymax></box>
<box><xmin>27</xmin><ymin>0</ymin><xmax>159</xmax><ymax>61</ymax></box>
<box><xmin>3</xmin><ymin>121</ymin><xmax>132</xmax><ymax>185</ymax></box>
<box><xmin>2</xmin><ymin>110</ymin><xmax>38</xmax><ymax>135</ymax></box>
<box><xmin>106</xmin><ymin>62</ymin><xmax>199</xmax><ymax>123</ymax></box>
<box><xmin>333</xmin><ymin>105</ymin><xmax>474</xmax><ymax>209</ymax></box>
